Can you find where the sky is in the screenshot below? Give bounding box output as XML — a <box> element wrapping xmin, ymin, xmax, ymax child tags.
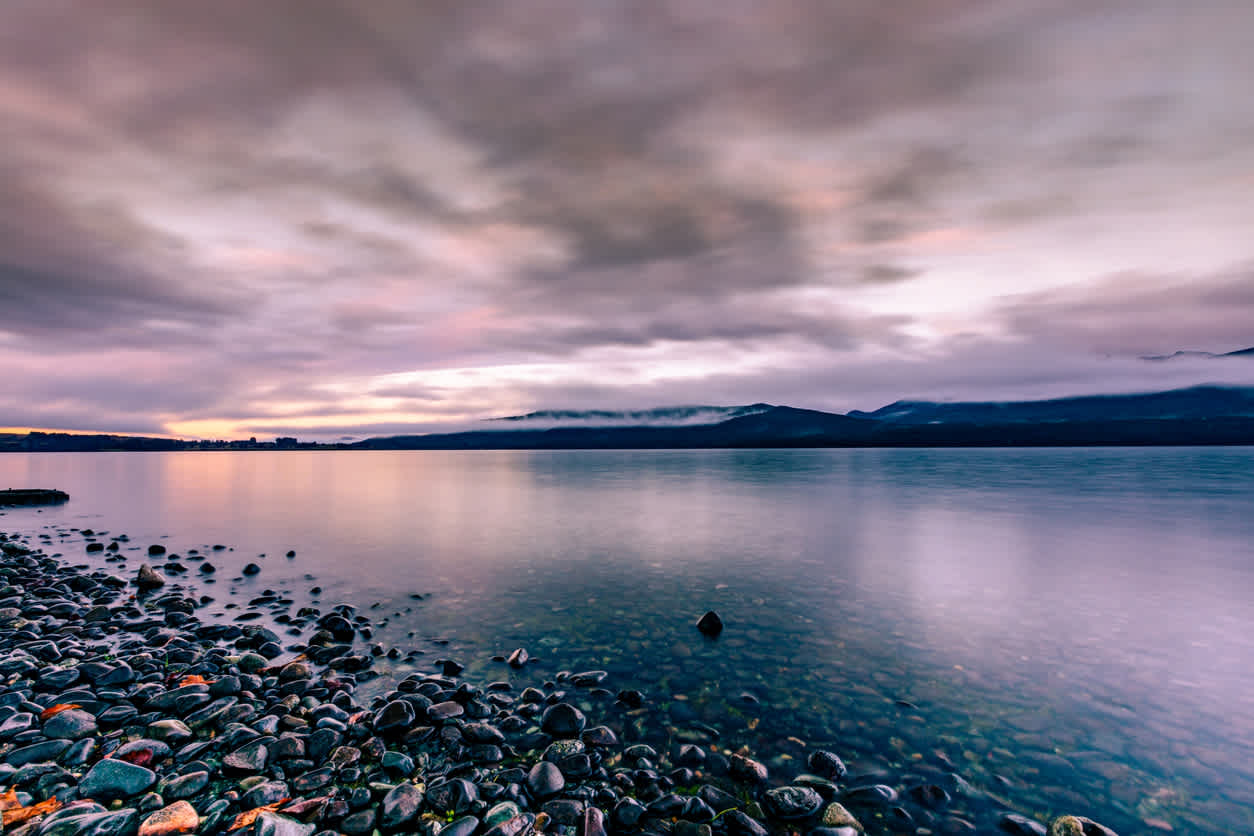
<box><xmin>2</xmin><ymin>0</ymin><xmax>1253</xmax><ymax>441</ymax></box>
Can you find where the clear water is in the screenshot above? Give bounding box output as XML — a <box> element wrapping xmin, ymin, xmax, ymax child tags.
<box><xmin>2</xmin><ymin>448</ymin><xmax>1253</xmax><ymax>834</ymax></box>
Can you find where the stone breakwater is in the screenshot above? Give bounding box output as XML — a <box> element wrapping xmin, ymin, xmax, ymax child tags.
<box><xmin>0</xmin><ymin>530</ymin><xmax>1118</xmax><ymax>836</ymax></box>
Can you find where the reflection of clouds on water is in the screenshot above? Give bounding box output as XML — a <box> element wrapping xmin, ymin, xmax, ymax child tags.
<box><xmin>2</xmin><ymin>448</ymin><xmax>1254</xmax><ymax>831</ymax></box>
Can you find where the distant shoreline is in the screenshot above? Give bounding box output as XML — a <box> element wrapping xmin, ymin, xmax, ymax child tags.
<box><xmin>6</xmin><ymin>384</ymin><xmax>1254</xmax><ymax>452</ymax></box>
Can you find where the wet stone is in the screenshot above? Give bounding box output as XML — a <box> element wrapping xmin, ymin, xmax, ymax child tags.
<box><xmin>163</xmin><ymin>770</ymin><xmax>209</xmax><ymax>800</ymax></box>
<box><xmin>40</xmin><ymin>807</ymin><xmax>139</xmax><ymax>836</ymax></box>
<box><xmin>910</xmin><ymin>782</ymin><xmax>952</xmax><ymax>808</ymax></box>
<box><xmin>820</xmin><ymin>803</ymin><xmax>862</xmax><ymax>830</ymax></box>
<box><xmin>341</xmin><ymin>809</ymin><xmax>376</xmax><ymax>835</ymax></box>
<box><xmin>842</xmin><ymin>784</ymin><xmax>898</xmax><ymax>806</ymax></box>
<box><xmin>443</xmin><ymin>815</ymin><xmax>482</xmax><ymax>836</ymax></box>
<box><xmin>999</xmin><ymin>813</ymin><xmax>1048</xmax><ymax>835</ymax></box>
<box><xmin>373</xmin><ymin>699</ymin><xmax>416</xmax><ymax>735</ymax></box>
<box><xmin>146</xmin><ymin>719</ymin><xmax>193</xmax><ymax>744</ymax></box>
<box><xmin>114</xmin><ymin>739</ymin><xmax>173</xmax><ymax>768</ymax></box>
<box><xmin>138</xmin><ymin>801</ymin><xmax>199</xmax><ymax>836</ymax></box>
<box><xmin>675</xmin><ymin>822</ymin><xmax>713</xmax><ymax>836</ymax></box>
<box><xmin>696</xmin><ymin>610</ymin><xmax>723</xmax><ymax>637</ymax></box>
<box><xmin>584</xmin><ymin>805</ymin><xmax>608</xmax><ymax>836</ymax></box>
<box><xmin>730</xmin><ymin>753</ymin><xmax>769</xmax><ymax>784</ymax></box>
<box><xmin>428</xmin><ymin>700</ymin><xmax>464</xmax><ymax>721</ymax></box>
<box><xmin>243</xmin><ymin>780</ymin><xmax>291</xmax><ymax>808</ymax></box>
<box><xmin>485</xmin><ymin>801</ymin><xmax>523</xmax><ymax>828</ymax></box>
<box><xmin>79</xmin><ymin>757</ymin><xmax>158</xmax><ymax>800</ymax></box>
<box><xmin>252</xmin><ymin>812</ymin><xmax>316</xmax><ymax>836</ymax></box>
<box><xmin>380</xmin><ymin>782</ymin><xmax>423</xmax><ymax>830</ymax></box>
<box><xmin>541</xmin><ymin>702</ymin><xmax>586</xmax><ymax>738</ymax></box>
<box><xmin>7</xmin><ymin>738</ymin><xmax>71</xmax><ymax>766</ymax></box>
<box><xmin>224</xmin><ymin>739</ymin><xmax>269</xmax><ymax>772</ymax></box>
<box><xmin>427</xmin><ymin>778</ymin><xmax>479</xmax><ymax>815</ymax></box>
<box><xmin>808</xmin><ymin>750</ymin><xmax>848</xmax><ymax>780</ymax></box>
<box><xmin>527</xmin><ymin>760</ymin><xmax>566</xmax><ymax>799</ymax></box>
<box><xmin>483</xmin><ymin>813</ymin><xmax>536</xmax><ymax>836</ymax></box>
<box><xmin>1048</xmin><ymin>816</ymin><xmax>1119</xmax><ymax>836</ymax></box>
<box><xmin>136</xmin><ymin>564</ymin><xmax>166</xmax><ymax>590</ymax></box>
<box><xmin>725</xmin><ymin>810</ymin><xmax>769</xmax><ymax>836</ymax></box>
<box><xmin>542</xmin><ymin>800</ymin><xmax>585</xmax><ymax>826</ymax></box>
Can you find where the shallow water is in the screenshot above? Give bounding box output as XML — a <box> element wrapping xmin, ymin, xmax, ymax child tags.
<box><xmin>3</xmin><ymin>447</ymin><xmax>1253</xmax><ymax>833</ymax></box>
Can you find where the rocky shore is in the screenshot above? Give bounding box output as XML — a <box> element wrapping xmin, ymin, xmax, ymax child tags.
<box><xmin>0</xmin><ymin>529</ymin><xmax>1118</xmax><ymax>836</ymax></box>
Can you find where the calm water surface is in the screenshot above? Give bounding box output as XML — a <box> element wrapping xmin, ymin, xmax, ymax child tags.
<box><xmin>2</xmin><ymin>448</ymin><xmax>1253</xmax><ymax>834</ymax></box>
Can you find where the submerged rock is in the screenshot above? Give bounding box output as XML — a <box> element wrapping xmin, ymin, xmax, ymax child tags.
<box><xmin>696</xmin><ymin>610</ymin><xmax>724</xmax><ymax>637</ymax></box>
<box><xmin>1048</xmin><ymin>815</ymin><xmax>1119</xmax><ymax>836</ymax></box>
<box><xmin>136</xmin><ymin>564</ymin><xmax>166</xmax><ymax>590</ymax></box>
<box><xmin>765</xmin><ymin>786</ymin><xmax>823</xmax><ymax>820</ymax></box>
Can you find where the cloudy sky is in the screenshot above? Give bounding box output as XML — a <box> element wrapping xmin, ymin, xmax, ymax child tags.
<box><xmin>2</xmin><ymin>0</ymin><xmax>1253</xmax><ymax>440</ymax></box>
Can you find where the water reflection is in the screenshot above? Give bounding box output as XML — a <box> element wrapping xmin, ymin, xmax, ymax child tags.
<box><xmin>3</xmin><ymin>448</ymin><xmax>1254</xmax><ymax>831</ymax></box>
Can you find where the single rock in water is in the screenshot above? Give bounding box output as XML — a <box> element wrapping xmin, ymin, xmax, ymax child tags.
<box><xmin>243</xmin><ymin>562</ymin><xmax>261</xmax><ymax>575</ymax></box>
<box><xmin>508</xmin><ymin>647</ymin><xmax>529</xmax><ymax>668</ymax></box>
<box><xmin>148</xmin><ymin>544</ymin><xmax>167</xmax><ymax>555</ymax></box>
<box><xmin>136</xmin><ymin>564</ymin><xmax>166</xmax><ymax>590</ymax></box>
<box><xmin>765</xmin><ymin>786</ymin><xmax>823</xmax><ymax>820</ymax></box>
<box><xmin>808</xmin><ymin>749</ymin><xmax>848</xmax><ymax>779</ymax></box>
<box><xmin>696</xmin><ymin>610</ymin><xmax>724</xmax><ymax>637</ymax></box>
<box><xmin>138</xmin><ymin>801</ymin><xmax>200</xmax><ymax>836</ymax></box>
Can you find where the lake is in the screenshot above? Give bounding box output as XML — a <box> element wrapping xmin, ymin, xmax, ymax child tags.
<box><xmin>2</xmin><ymin>447</ymin><xmax>1253</xmax><ymax>834</ymax></box>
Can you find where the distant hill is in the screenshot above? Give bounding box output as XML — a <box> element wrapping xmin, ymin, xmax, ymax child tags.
<box><xmin>355</xmin><ymin>385</ymin><xmax>1254</xmax><ymax>449</ymax></box>
<box><xmin>847</xmin><ymin>385</ymin><xmax>1254</xmax><ymax>425</ymax></box>
<box><xmin>1141</xmin><ymin>347</ymin><xmax>1254</xmax><ymax>361</ymax></box>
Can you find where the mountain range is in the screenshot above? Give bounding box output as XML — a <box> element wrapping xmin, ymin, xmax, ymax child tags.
<box><xmin>354</xmin><ymin>385</ymin><xmax>1254</xmax><ymax>449</ymax></box>
<box><xmin>1140</xmin><ymin>346</ymin><xmax>1254</xmax><ymax>361</ymax></box>
<box><xmin>4</xmin><ymin>385</ymin><xmax>1254</xmax><ymax>451</ymax></box>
